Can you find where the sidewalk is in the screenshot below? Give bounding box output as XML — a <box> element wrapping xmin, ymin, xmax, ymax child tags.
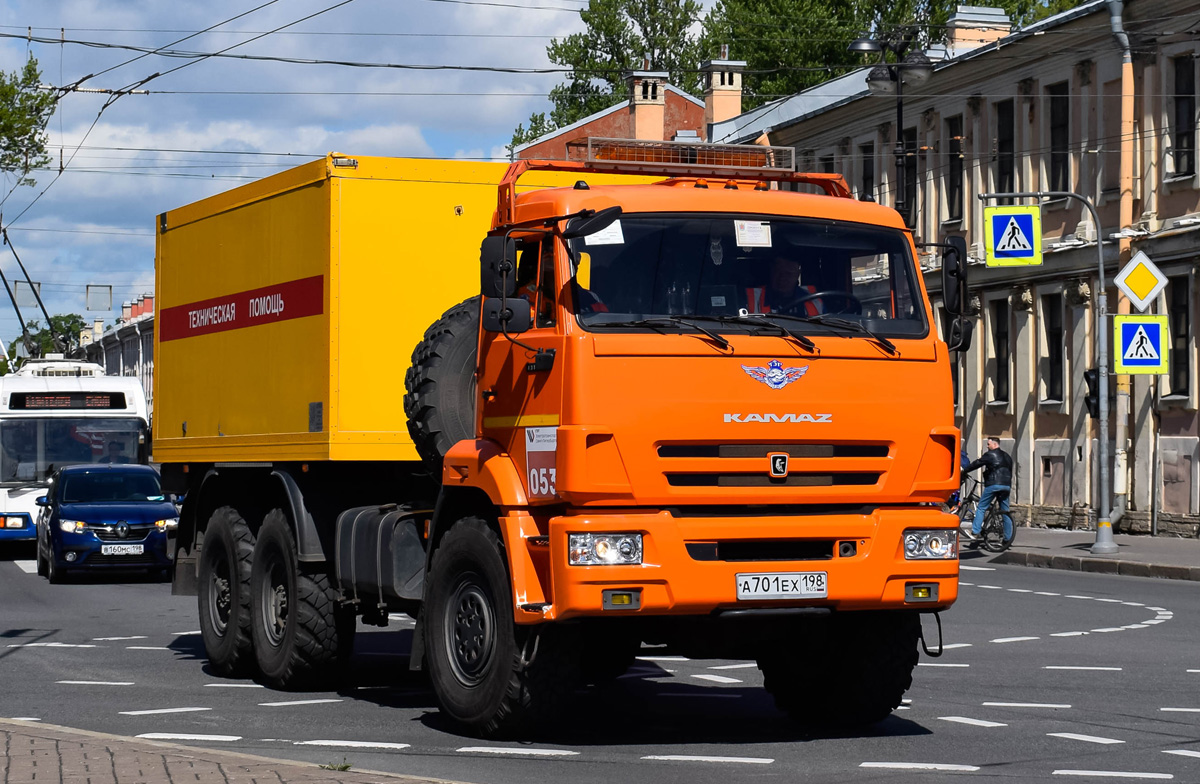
<box><xmin>0</xmin><ymin>719</ymin><xmax>456</xmax><ymax>784</ymax></box>
<box><xmin>969</xmin><ymin>526</ymin><xmax>1200</xmax><ymax>581</ymax></box>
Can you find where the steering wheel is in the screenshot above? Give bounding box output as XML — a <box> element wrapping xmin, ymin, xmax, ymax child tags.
<box><xmin>779</xmin><ymin>289</ymin><xmax>862</xmax><ymax>315</ymax></box>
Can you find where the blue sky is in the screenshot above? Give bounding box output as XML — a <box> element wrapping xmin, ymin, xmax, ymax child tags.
<box><xmin>0</xmin><ymin>0</ymin><xmax>590</xmax><ymax>345</ymax></box>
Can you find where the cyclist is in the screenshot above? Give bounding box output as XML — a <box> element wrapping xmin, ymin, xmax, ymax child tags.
<box><xmin>962</xmin><ymin>436</ymin><xmax>1014</xmax><ymax>545</ymax></box>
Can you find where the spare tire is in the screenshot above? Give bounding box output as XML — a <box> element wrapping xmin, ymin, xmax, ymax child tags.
<box><xmin>405</xmin><ymin>296</ymin><xmax>480</xmax><ymax>471</ymax></box>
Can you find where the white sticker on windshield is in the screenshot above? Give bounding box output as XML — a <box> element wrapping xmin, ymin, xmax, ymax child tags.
<box><xmin>735</xmin><ymin>220</ymin><xmax>772</xmax><ymax>247</ymax></box>
<box><xmin>583</xmin><ymin>220</ymin><xmax>624</xmax><ymax>246</ymax></box>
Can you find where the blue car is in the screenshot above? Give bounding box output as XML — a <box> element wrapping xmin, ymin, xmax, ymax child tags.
<box><xmin>35</xmin><ymin>464</ymin><xmax>177</xmax><ymax>583</ymax></box>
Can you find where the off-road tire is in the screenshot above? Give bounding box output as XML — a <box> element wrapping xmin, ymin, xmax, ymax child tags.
<box><xmin>758</xmin><ymin>611</ymin><xmax>920</xmax><ymax>728</ymax></box>
<box><xmin>404</xmin><ymin>296</ymin><xmax>480</xmax><ymax>471</ymax></box>
<box><xmin>250</xmin><ymin>510</ymin><xmax>347</xmax><ymax>689</ymax></box>
<box><xmin>198</xmin><ymin>507</ymin><xmax>256</xmax><ymax>677</ymax></box>
<box><xmin>425</xmin><ymin>517</ymin><xmax>581</xmax><ymax>737</ymax></box>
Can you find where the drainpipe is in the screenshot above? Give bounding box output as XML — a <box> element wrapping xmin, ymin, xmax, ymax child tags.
<box><xmin>1107</xmin><ymin>0</ymin><xmax>1133</xmax><ymax>528</ymax></box>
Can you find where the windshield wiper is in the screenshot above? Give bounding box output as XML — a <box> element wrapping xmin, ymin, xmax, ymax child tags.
<box><xmin>734</xmin><ymin>314</ymin><xmax>817</xmax><ymax>352</ymax></box>
<box><xmin>788</xmin><ymin>314</ymin><xmax>899</xmax><ymax>356</ymax></box>
<box><xmin>595</xmin><ymin>317</ymin><xmax>731</xmax><ymax>351</ymax></box>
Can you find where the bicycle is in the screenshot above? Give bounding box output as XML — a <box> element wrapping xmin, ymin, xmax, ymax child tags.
<box><xmin>954</xmin><ymin>475</ymin><xmax>1015</xmax><ymax>553</ymax></box>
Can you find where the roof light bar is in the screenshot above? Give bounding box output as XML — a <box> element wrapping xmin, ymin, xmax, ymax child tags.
<box><xmin>566</xmin><ymin>137</ymin><xmax>796</xmax><ymax>177</ymax></box>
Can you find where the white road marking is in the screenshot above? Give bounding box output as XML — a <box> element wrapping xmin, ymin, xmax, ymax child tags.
<box><xmin>1148</xmin><ymin>607</ymin><xmax>1167</xmax><ymax>612</ymax></box>
<box><xmin>1160</xmin><ymin>708</ymin><xmax>1200</xmax><ymax>713</ymax></box>
<box><xmin>137</xmin><ymin>733</ymin><xmax>241</xmax><ymax>742</ymax></box>
<box><xmin>1094</xmin><ymin>598</ymin><xmax>1123</xmax><ymax>603</ymax></box>
<box><xmin>984</xmin><ymin>702</ymin><xmax>1070</xmax><ymax>709</ymax></box>
<box><xmin>959</xmin><ymin>581</ymin><xmax>974</xmax><ymax>586</ymax></box>
<box><xmin>126</xmin><ymin>646</ymin><xmax>171</xmax><ymax>650</ymax></box>
<box><xmin>991</xmin><ymin>636</ymin><xmax>1039</xmax><ymax>643</ymax></box>
<box><xmin>938</xmin><ymin>716</ymin><xmax>1007</xmax><ymax>728</ymax></box>
<box><xmin>1048</xmin><ymin>732</ymin><xmax>1125</xmax><ymax>745</ymax></box>
<box><xmin>1052</xmin><ymin>771</ymin><xmax>1171</xmax><ymax>780</ymax></box>
<box><xmin>637</xmin><ymin>656</ymin><xmax>689</xmax><ymax>662</ymax></box>
<box><xmin>860</xmin><ymin>762</ymin><xmax>980</xmax><ymax>772</ymax></box>
<box><xmin>171</xmin><ymin>631</ymin><xmax>201</xmax><ymax>636</ymax></box>
<box><xmin>959</xmin><ymin>565</ymin><xmax>994</xmax><ymax>571</ymax></box>
<box><xmin>119</xmin><ymin>707</ymin><xmax>211</xmax><ymax>716</ymax></box>
<box><xmin>457</xmin><ymin>747</ymin><xmax>578</xmax><ymax>757</ymax></box>
<box><xmin>1144</xmin><ymin>620</ymin><xmax>1165</xmax><ymax>625</ymax></box>
<box><xmin>691</xmin><ymin>674</ymin><xmax>741</xmax><ymax>684</ymax></box>
<box><xmin>1008</xmin><ymin>588</ymin><xmax>1034</xmax><ymax>593</ymax></box>
<box><xmin>7</xmin><ymin>642</ymin><xmax>97</xmax><ymax>648</ymax></box>
<box><xmin>919</xmin><ymin>663</ymin><xmax>969</xmax><ymax>668</ymax></box>
<box><xmin>1066</xmin><ymin>595</ymin><xmax>1092</xmax><ymax>600</ymax></box>
<box><xmin>259</xmin><ymin>699</ymin><xmax>343</xmax><ymax>707</ymax></box>
<box><xmin>295</xmin><ymin>740</ymin><xmax>410</xmax><ymax>750</ymax></box>
<box><xmin>1035</xmin><ymin>591</ymin><xmax>1061</xmax><ymax>596</ymax></box>
<box><xmin>1163</xmin><ymin>750</ymin><xmax>1200</xmax><ymax>759</ymax></box>
<box><xmin>1123</xmin><ymin>625</ymin><xmax>1149</xmax><ymax>630</ymax></box>
<box><xmin>1044</xmin><ymin>666</ymin><xmax>1122</xmax><ymax>672</ymax></box>
<box><xmin>708</xmin><ymin>663</ymin><xmax>757</xmax><ymax>670</ymax></box>
<box><xmin>942</xmin><ymin>643</ymin><xmax>973</xmax><ymax>649</ymax></box>
<box><xmin>1188</xmin><ymin>670</ymin><xmax>1200</xmax><ymax>674</ymax></box>
<box><xmin>9</xmin><ymin>718</ymin><xmax>41</xmax><ymax>721</ymax></box>
<box><xmin>94</xmin><ymin>636</ymin><xmax>147</xmax><ymax>641</ymax></box>
<box><xmin>657</xmin><ymin>693</ymin><xmax>740</xmax><ymax>698</ymax></box>
<box><xmin>1124</xmin><ymin>602</ymin><xmax>1145</xmax><ymax>607</ymax></box>
<box><xmin>57</xmin><ymin>680</ymin><xmax>134</xmax><ymax>686</ymax></box>
<box><xmin>14</xmin><ymin>560</ymin><xmax>36</xmax><ymax>574</ymax></box>
<box><xmin>204</xmin><ymin>683</ymin><xmax>264</xmax><ymax>688</ymax></box>
<box><xmin>644</xmin><ymin>755</ymin><xmax>772</xmax><ymax>764</ymax></box>
<box><xmin>1050</xmin><ymin>632</ymin><xmax>1089</xmax><ymax>637</ymax></box>
<box><xmin>1091</xmin><ymin>628</ymin><xmax>1125</xmax><ymax>633</ymax></box>
<box><xmin>978</xmin><ymin>585</ymin><xmax>1003</xmax><ymax>590</ymax></box>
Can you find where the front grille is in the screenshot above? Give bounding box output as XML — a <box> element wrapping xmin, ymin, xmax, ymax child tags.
<box><xmin>658</xmin><ymin>441</ymin><xmax>891</xmax><ymax>492</ymax></box>
<box><xmin>91</xmin><ymin>525</ymin><xmax>154</xmax><ymax>542</ymax></box>
<box><xmin>658</xmin><ymin>443</ymin><xmax>890</xmax><ymax>458</ymax></box>
<box><xmin>81</xmin><ymin>553</ymin><xmax>161</xmax><ymax>567</ymax></box>
<box><xmin>665</xmin><ymin>472</ymin><xmax>881</xmax><ymax>487</ymax></box>
<box><xmin>686</xmin><ymin>540</ymin><xmax>835</xmax><ymax>562</ymax></box>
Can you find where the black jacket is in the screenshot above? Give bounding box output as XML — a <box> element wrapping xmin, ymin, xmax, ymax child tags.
<box><xmin>966</xmin><ymin>447</ymin><xmax>1013</xmax><ymax>487</ymax></box>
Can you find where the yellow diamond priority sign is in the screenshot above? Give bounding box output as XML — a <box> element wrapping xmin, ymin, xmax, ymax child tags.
<box><xmin>1114</xmin><ymin>251</ymin><xmax>1167</xmax><ymax>312</ymax></box>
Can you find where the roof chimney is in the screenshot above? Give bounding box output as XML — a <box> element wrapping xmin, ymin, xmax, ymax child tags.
<box><xmin>122</xmin><ymin>301</ymin><xmax>132</xmax><ymax>322</ymax></box>
<box><xmin>700</xmin><ymin>52</ymin><xmax>747</xmax><ymax>140</ymax></box>
<box><xmin>625</xmin><ymin>69</ymin><xmax>668</xmax><ymax>141</ymax></box>
<box><xmin>946</xmin><ymin>6</ymin><xmax>1012</xmax><ymax>56</ymax></box>
<box><xmin>142</xmin><ymin>294</ymin><xmax>154</xmax><ymax>314</ymax></box>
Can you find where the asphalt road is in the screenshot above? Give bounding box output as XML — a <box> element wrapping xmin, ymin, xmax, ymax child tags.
<box><xmin>2</xmin><ymin>543</ymin><xmax>1199</xmax><ymax>784</ymax></box>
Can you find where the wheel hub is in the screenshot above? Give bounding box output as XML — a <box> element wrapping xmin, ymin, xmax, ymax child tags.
<box><xmin>445</xmin><ymin>579</ymin><xmax>495</xmax><ymax>686</ymax></box>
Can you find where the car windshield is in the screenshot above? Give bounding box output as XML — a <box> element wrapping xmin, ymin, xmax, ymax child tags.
<box><xmin>60</xmin><ymin>472</ymin><xmax>163</xmax><ymax>504</ymax></box>
<box><xmin>568</xmin><ymin>214</ymin><xmax>927</xmax><ymax>338</ymax></box>
<box><xmin>0</xmin><ymin>417</ymin><xmax>145</xmax><ymax>485</ymax></box>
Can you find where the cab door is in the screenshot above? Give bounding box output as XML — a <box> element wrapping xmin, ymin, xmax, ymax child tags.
<box><xmin>477</xmin><ymin>237</ymin><xmax>565</xmax><ymax>503</ymax></box>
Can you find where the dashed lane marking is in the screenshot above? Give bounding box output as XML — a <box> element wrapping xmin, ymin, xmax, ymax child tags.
<box><xmin>457</xmin><ymin>747</ymin><xmax>578</xmax><ymax>756</ymax></box>
<box><xmin>959</xmin><ymin>565</ymin><xmax>995</xmax><ymax>571</ymax></box>
<box><xmin>1091</xmin><ymin>628</ymin><xmax>1125</xmax><ymax>633</ymax></box>
<box><xmin>937</xmin><ymin>716</ymin><xmax>1007</xmax><ymax>728</ymax></box>
<box><xmin>1188</xmin><ymin>670</ymin><xmax>1200</xmax><ymax>674</ymax></box>
<box><xmin>637</xmin><ymin>656</ymin><xmax>689</xmax><ymax>662</ymax></box>
<box><xmin>708</xmin><ymin>663</ymin><xmax>757</xmax><ymax>670</ymax></box>
<box><xmin>127</xmin><ymin>646</ymin><xmax>172</xmax><ymax>650</ymax></box>
<box><xmin>942</xmin><ymin>643</ymin><xmax>973</xmax><ymax>649</ymax></box>
<box><xmin>691</xmin><ymin>674</ymin><xmax>742</xmax><ymax>684</ymax></box>
<box><xmin>259</xmin><ymin>699</ymin><xmax>342</xmax><ymax>707</ymax></box>
<box><xmin>919</xmin><ymin>662</ymin><xmax>969</xmax><ymax>668</ymax></box>
<box><xmin>991</xmin><ymin>636</ymin><xmax>1040</xmax><ymax>643</ymax></box>
<box><xmin>57</xmin><ymin>680</ymin><xmax>134</xmax><ymax>685</ymax></box>
<box><xmin>204</xmin><ymin>683</ymin><xmax>264</xmax><ymax>688</ymax></box>
<box><xmin>1052</xmin><ymin>771</ymin><xmax>1171</xmax><ymax>780</ymax></box>
<box><xmin>984</xmin><ymin>702</ymin><xmax>1070</xmax><ymax>709</ymax></box>
<box><xmin>14</xmin><ymin>561</ymin><xmax>36</xmax><ymax>574</ymax></box>
<box><xmin>94</xmin><ymin>636</ymin><xmax>146</xmax><ymax>641</ymax></box>
<box><xmin>1048</xmin><ymin>732</ymin><xmax>1125</xmax><ymax>745</ymax></box>
<box><xmin>1164</xmin><ymin>750</ymin><xmax>1200</xmax><ymax>759</ymax></box>
<box><xmin>643</xmin><ymin>755</ymin><xmax>773</xmax><ymax>764</ymax></box>
<box><xmin>1050</xmin><ymin>632</ymin><xmax>1090</xmax><ymax>637</ymax></box>
<box><xmin>1007</xmin><ymin>588</ymin><xmax>1034</xmax><ymax>593</ymax></box>
<box><xmin>860</xmin><ymin>762</ymin><xmax>980</xmax><ymax>772</ymax></box>
<box><xmin>978</xmin><ymin>585</ymin><xmax>1003</xmax><ymax>590</ymax></box>
<box><xmin>7</xmin><ymin>642</ymin><xmax>97</xmax><ymax>648</ymax></box>
<box><xmin>172</xmin><ymin>631</ymin><xmax>201</xmax><ymax>636</ymax></box>
<box><xmin>137</xmin><ymin>733</ymin><xmax>241</xmax><ymax>742</ymax></box>
<box><xmin>9</xmin><ymin>718</ymin><xmax>40</xmax><ymax>722</ymax></box>
<box><xmin>119</xmin><ymin>707</ymin><xmax>211</xmax><ymax>716</ymax></box>
<box><xmin>1044</xmin><ymin>666</ymin><xmax>1122</xmax><ymax>672</ymax></box>
<box><xmin>295</xmin><ymin>740</ymin><xmax>411</xmax><ymax>750</ymax></box>
<box><xmin>1035</xmin><ymin>591</ymin><xmax>1061</xmax><ymax>596</ymax></box>
<box><xmin>1160</xmin><ymin>708</ymin><xmax>1200</xmax><ymax>713</ymax></box>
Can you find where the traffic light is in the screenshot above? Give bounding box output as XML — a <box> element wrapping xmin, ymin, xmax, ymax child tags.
<box><xmin>1083</xmin><ymin>368</ymin><xmax>1099</xmax><ymax>419</ymax></box>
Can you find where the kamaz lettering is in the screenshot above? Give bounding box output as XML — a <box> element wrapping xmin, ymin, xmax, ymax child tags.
<box><xmin>723</xmin><ymin>412</ymin><xmax>834</xmax><ymax>423</ymax></box>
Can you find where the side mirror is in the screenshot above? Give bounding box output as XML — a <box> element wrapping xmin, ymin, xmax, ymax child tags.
<box><xmin>480</xmin><ymin>235</ymin><xmax>517</xmax><ymax>298</ymax></box>
<box><xmin>941</xmin><ymin>235</ymin><xmax>968</xmax><ymax>316</ymax></box>
<box><xmin>35</xmin><ymin>496</ymin><xmax>48</xmax><ymax>507</ymax></box>
<box><xmin>946</xmin><ymin>317</ymin><xmax>973</xmax><ymax>353</ymax></box>
<box><xmin>562</xmin><ymin>206</ymin><xmax>622</xmax><ymax>240</ymax></box>
<box><xmin>482</xmin><ymin>297</ymin><xmax>532</xmax><ymax>334</ymax></box>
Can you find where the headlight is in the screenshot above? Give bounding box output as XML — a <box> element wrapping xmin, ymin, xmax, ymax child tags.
<box><xmin>59</xmin><ymin>520</ymin><xmax>87</xmax><ymax>534</ymax></box>
<box><xmin>903</xmin><ymin>529</ymin><xmax>958</xmax><ymax>560</ymax></box>
<box><xmin>155</xmin><ymin>518</ymin><xmax>179</xmax><ymax>529</ymax></box>
<box><xmin>568</xmin><ymin>533</ymin><xmax>643</xmax><ymax>565</ymax></box>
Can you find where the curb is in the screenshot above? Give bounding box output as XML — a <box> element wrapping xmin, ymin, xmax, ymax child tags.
<box><xmin>991</xmin><ymin>550</ymin><xmax>1200</xmax><ymax>581</ymax></box>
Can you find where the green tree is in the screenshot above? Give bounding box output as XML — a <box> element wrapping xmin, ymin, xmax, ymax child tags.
<box><xmin>512</xmin><ymin>0</ymin><xmax>705</xmax><ymax>145</ymax></box>
<box><xmin>507</xmin><ymin>112</ymin><xmax>555</xmax><ymax>159</ymax></box>
<box><xmin>0</xmin><ymin>56</ymin><xmax>57</xmax><ymax>188</ymax></box>
<box><xmin>7</xmin><ymin>314</ymin><xmax>88</xmax><ymax>362</ymax></box>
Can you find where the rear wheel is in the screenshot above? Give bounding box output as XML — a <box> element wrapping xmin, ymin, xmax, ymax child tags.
<box><xmin>197</xmin><ymin>507</ymin><xmax>256</xmax><ymax>676</ymax></box>
<box><xmin>250</xmin><ymin>510</ymin><xmax>348</xmax><ymax>689</ymax></box>
<box><xmin>981</xmin><ymin>507</ymin><xmax>1014</xmax><ymax>553</ymax></box>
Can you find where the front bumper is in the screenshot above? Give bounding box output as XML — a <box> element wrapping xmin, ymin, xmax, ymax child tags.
<box><xmin>529</xmin><ymin>506</ymin><xmax>957</xmax><ymax>622</ymax></box>
<box><xmin>54</xmin><ymin>531</ymin><xmax>173</xmax><ymax>570</ymax></box>
<box><xmin>0</xmin><ymin>514</ymin><xmax>35</xmax><ymax>542</ymax></box>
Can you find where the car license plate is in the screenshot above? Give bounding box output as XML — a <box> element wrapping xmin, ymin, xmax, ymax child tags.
<box><xmin>101</xmin><ymin>544</ymin><xmax>144</xmax><ymax>556</ymax></box>
<box><xmin>736</xmin><ymin>572</ymin><xmax>827</xmax><ymax>600</ymax></box>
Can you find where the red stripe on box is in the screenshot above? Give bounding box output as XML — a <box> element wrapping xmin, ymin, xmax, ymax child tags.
<box><xmin>159</xmin><ymin>276</ymin><xmax>324</xmax><ymax>342</ymax></box>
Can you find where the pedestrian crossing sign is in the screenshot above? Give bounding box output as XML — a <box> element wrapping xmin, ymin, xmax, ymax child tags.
<box><xmin>984</xmin><ymin>205</ymin><xmax>1042</xmax><ymax>267</ymax></box>
<box><xmin>1113</xmin><ymin>314</ymin><xmax>1169</xmax><ymax>375</ymax></box>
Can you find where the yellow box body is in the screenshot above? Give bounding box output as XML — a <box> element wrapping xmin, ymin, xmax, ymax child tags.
<box><xmin>153</xmin><ymin>154</ymin><xmax>600</xmax><ymax>464</ymax></box>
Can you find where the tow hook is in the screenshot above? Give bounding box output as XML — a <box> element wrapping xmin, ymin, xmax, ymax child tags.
<box><xmin>919</xmin><ymin>611</ymin><xmax>944</xmax><ymax>657</ymax></box>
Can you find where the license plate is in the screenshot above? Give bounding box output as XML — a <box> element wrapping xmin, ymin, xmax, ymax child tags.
<box><xmin>736</xmin><ymin>571</ymin><xmax>827</xmax><ymax>600</ymax></box>
<box><xmin>101</xmin><ymin>544</ymin><xmax>144</xmax><ymax>556</ymax></box>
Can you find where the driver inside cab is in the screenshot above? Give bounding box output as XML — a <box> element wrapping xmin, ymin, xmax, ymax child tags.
<box><xmin>747</xmin><ymin>256</ymin><xmax>819</xmax><ymax>316</ymax></box>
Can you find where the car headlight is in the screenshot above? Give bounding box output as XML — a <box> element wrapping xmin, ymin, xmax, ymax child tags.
<box><xmin>568</xmin><ymin>533</ymin><xmax>643</xmax><ymax>565</ymax></box>
<box><xmin>903</xmin><ymin>529</ymin><xmax>958</xmax><ymax>560</ymax></box>
<box><xmin>59</xmin><ymin>520</ymin><xmax>87</xmax><ymax>534</ymax></box>
<box><xmin>155</xmin><ymin>518</ymin><xmax>179</xmax><ymax>529</ymax></box>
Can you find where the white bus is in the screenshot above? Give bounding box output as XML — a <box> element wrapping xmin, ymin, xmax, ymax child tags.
<box><xmin>0</xmin><ymin>357</ymin><xmax>150</xmax><ymax>545</ymax></box>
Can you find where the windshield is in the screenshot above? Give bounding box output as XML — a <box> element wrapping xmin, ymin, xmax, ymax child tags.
<box><xmin>60</xmin><ymin>471</ymin><xmax>163</xmax><ymax>504</ymax></box>
<box><xmin>568</xmin><ymin>214</ymin><xmax>927</xmax><ymax>337</ymax></box>
<box><xmin>0</xmin><ymin>417</ymin><xmax>146</xmax><ymax>485</ymax></box>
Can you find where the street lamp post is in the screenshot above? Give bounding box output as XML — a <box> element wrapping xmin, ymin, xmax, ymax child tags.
<box><xmin>849</xmin><ymin>34</ymin><xmax>933</xmax><ymax>226</ymax></box>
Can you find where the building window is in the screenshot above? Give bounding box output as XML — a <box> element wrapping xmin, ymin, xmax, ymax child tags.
<box><xmin>859</xmin><ymin>142</ymin><xmax>874</xmax><ymax>201</ymax></box>
<box><xmin>902</xmin><ymin>127</ymin><xmax>917</xmax><ymax>227</ymax></box>
<box><xmin>1041</xmin><ymin>292</ymin><xmax>1064</xmax><ymax>402</ymax></box>
<box><xmin>1174</xmin><ymin>56</ymin><xmax>1196</xmax><ymax>176</ymax></box>
<box><xmin>1168</xmin><ymin>275</ymin><xmax>1191</xmax><ymax>396</ymax></box>
<box><xmin>945</xmin><ymin>116</ymin><xmax>963</xmax><ymax>221</ymax></box>
<box><xmin>820</xmin><ymin>154</ymin><xmax>835</xmax><ymax>173</ymax></box>
<box><xmin>1048</xmin><ymin>82</ymin><xmax>1070</xmax><ymax>192</ymax></box>
<box><xmin>990</xmin><ymin>298</ymin><xmax>1010</xmax><ymax>403</ymax></box>
<box><xmin>996</xmin><ymin>99</ymin><xmax>1015</xmax><ymax>204</ymax></box>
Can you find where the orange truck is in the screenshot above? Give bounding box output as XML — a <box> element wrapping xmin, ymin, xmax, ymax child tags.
<box><xmin>156</xmin><ymin>139</ymin><xmax>971</xmax><ymax>737</ymax></box>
